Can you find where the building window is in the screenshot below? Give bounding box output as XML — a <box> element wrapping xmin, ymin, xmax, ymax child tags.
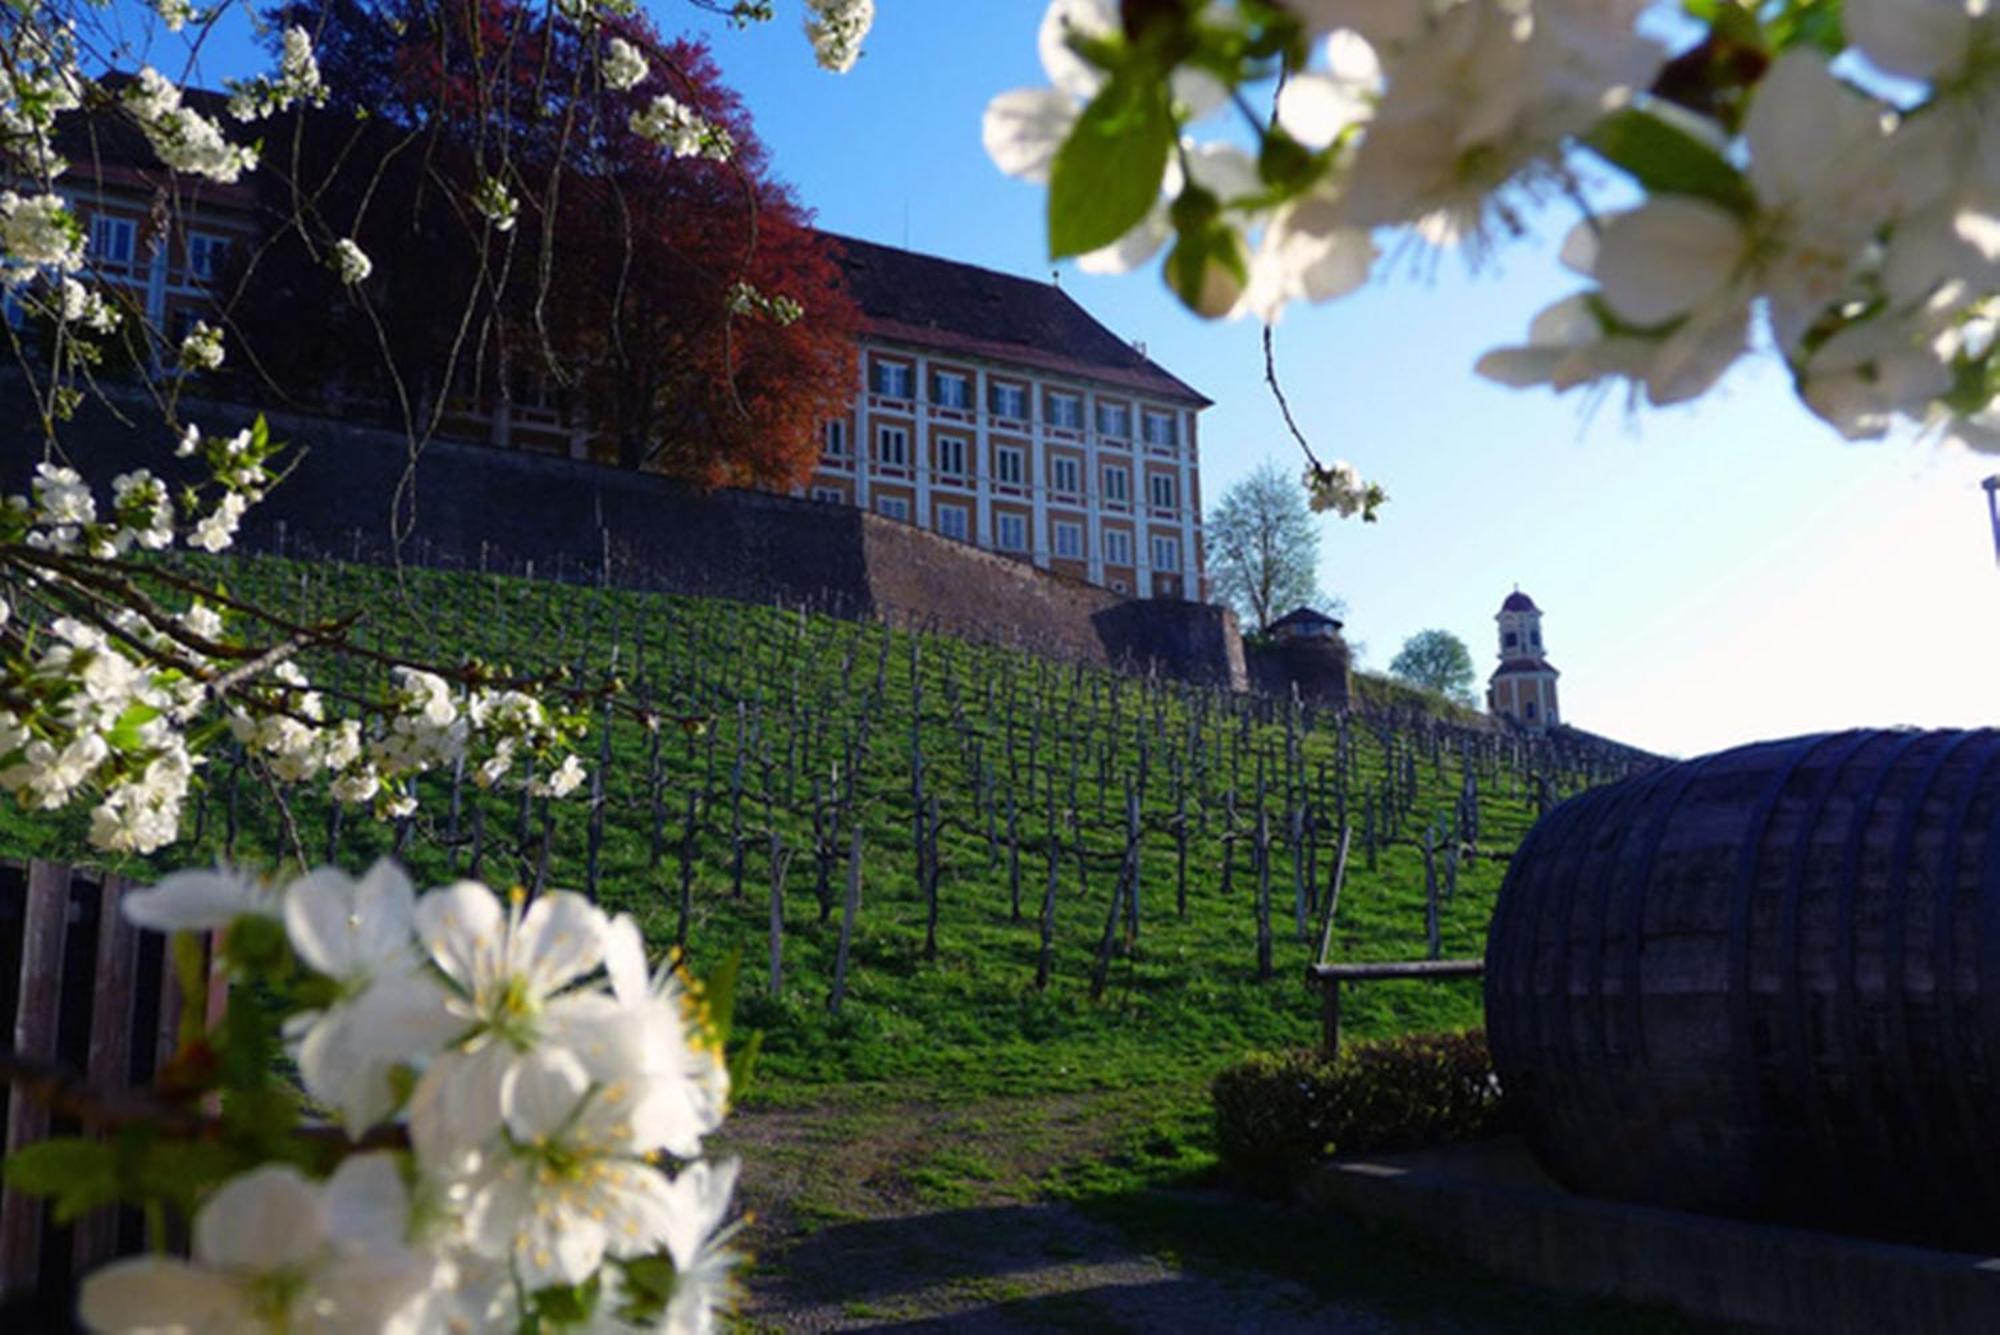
<box><xmin>938</xmin><ymin>504</ymin><xmax>969</xmax><ymax>541</ymax></box>
<box><xmin>1151</xmin><ymin>535</ymin><xmax>1180</xmax><ymax>572</ymax></box>
<box><xmin>989</xmin><ymin>382</ymin><xmax>1027</xmax><ymax>419</ymax></box>
<box><xmin>1532</xmin><ymin>630</ymin><xmax>1542</xmax><ymax>648</ymax></box>
<box><xmin>1054</xmin><ymin>521</ymin><xmax>1083</xmax><ymax>559</ymax></box>
<box><xmin>1148</xmin><ymin>473</ymin><xmax>1177</xmax><ymax>511</ymax></box>
<box><xmin>996</xmin><ymin>512</ymin><xmax>1027</xmax><ymax>552</ymax></box>
<box><xmin>823</xmin><ymin>420</ymin><xmax>848</xmax><ymax>459</ymax></box>
<box><xmin>935</xmin><ymin>436</ymin><xmax>968</xmax><ymax>477</ymax></box>
<box><xmin>1103</xmin><ymin>529</ymin><xmax>1133</xmax><ymax>566</ymax></box>
<box><xmin>91</xmin><ymin>215</ymin><xmax>135</xmax><ymax>267</ymax></box>
<box><xmin>1050</xmin><ymin>455</ymin><xmax>1080</xmax><ymax>496</ymax></box>
<box><xmin>1096</xmin><ymin>402</ymin><xmax>1130</xmax><ymax>438</ymax></box>
<box><xmin>1142</xmin><ymin>410</ymin><xmax>1179</xmax><ymax>447</ymax></box>
<box><xmin>877</xmin><ymin>495</ymin><xmax>910</xmax><ymax>522</ymax></box>
<box><xmin>187</xmin><ymin>232</ymin><xmax>230</xmax><ymax>282</ymax></box>
<box><xmin>1103</xmin><ymin>464</ymin><xmax>1129</xmax><ymax>505</ymax></box>
<box><xmin>1504</xmin><ymin>631</ymin><xmax>1518</xmax><ymax>649</ymax></box>
<box><xmin>932</xmin><ymin>371</ymin><xmax>969</xmax><ymax>408</ymax></box>
<box><xmin>996</xmin><ymin>445</ymin><xmax>1024</xmax><ymax>487</ymax></box>
<box><xmin>1525</xmin><ymin>699</ymin><xmax>1538</xmax><ymax>720</ymax></box>
<box><xmin>877</xmin><ymin>426</ymin><xmax>909</xmax><ymax>467</ymax></box>
<box><xmin>1047</xmin><ymin>392</ymin><xmax>1082</xmax><ymax>428</ymax></box>
<box><xmin>872</xmin><ymin>361</ymin><xmax>912</xmax><ymax>398</ymax></box>
<box><xmin>811</xmin><ymin>486</ymin><xmax>844</xmax><ymax>505</ymax></box>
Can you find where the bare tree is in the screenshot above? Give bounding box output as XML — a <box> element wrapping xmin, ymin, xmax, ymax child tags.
<box><xmin>1207</xmin><ymin>461</ymin><xmax>1338</xmax><ymax>632</ymax></box>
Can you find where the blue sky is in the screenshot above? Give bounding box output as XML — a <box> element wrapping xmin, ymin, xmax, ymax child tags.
<box><xmin>181</xmin><ymin>3</ymin><xmax>2000</xmax><ymax>758</ymax></box>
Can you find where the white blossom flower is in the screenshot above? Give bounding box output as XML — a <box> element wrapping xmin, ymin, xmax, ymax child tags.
<box><xmin>0</xmin><ymin>192</ymin><xmax>83</xmax><ymax>284</ymax></box>
<box><xmin>78</xmin><ymin>1159</ymin><xmax>427</xmax><ymax>1334</ymax></box>
<box><xmin>461</xmin><ymin>1048</ymin><xmax>680</xmax><ymax>1289</ymax></box>
<box><xmin>152</xmin><ymin>0</ymin><xmax>196</xmax><ymax>31</ymax></box>
<box><xmin>1591</xmin><ymin>52</ymin><xmax>1896</xmax><ymax>362</ymax></box>
<box><xmin>111</xmin><ymin>470</ymin><xmax>173</xmax><ymax>550</ymax></box>
<box><xmin>1273</xmin><ymin>29</ymin><xmax>1381</xmax><ymax>151</ymax></box>
<box><xmin>1342</xmin><ymin>0</ymin><xmax>1661</xmax><ymax>249</ymax></box>
<box><xmin>603</xmin><ymin>915</ymin><xmax>729</xmax><ymax>1157</ymax></box>
<box><xmin>88</xmin><ymin>746</ymin><xmax>193</xmax><ymax>854</ymax></box>
<box><xmin>805</xmin><ymin>0</ymin><xmax>875</xmax><ymax>75</ymax></box>
<box><xmin>192</xmin><ymin>490</ymin><xmax>248</xmax><ymax>553</ymax></box>
<box><xmin>32</xmin><ymin>462</ymin><xmax>94</xmax><ymax>529</ymax></box>
<box><xmin>530</xmin><ymin>753</ymin><xmax>587</xmax><ymax>799</ymax></box>
<box><xmin>471</xmin><ymin>175</ymin><xmax>518</xmax><ymax>232</ymax></box>
<box><xmin>404</xmin><ymin>881</ymin><xmax>629</xmax><ymax>1170</ymax></box>
<box><xmin>178</xmin><ymin>320</ymin><xmax>225</xmax><ymax>373</ymax></box>
<box><xmin>228</xmin><ymin>27</ymin><xmax>328</xmax><ymax>122</ymax></box>
<box><xmin>331</xmin><ymin>237</ymin><xmax>372</xmax><ymax>285</ymax></box>
<box><xmin>1799</xmin><ymin>294</ymin><xmax>1960</xmax><ymax>441</ymax></box>
<box><xmin>123</xmin><ymin>68</ymin><xmax>259</xmax><ymax>184</ymax></box>
<box><xmin>57</xmin><ymin>277</ymin><xmax>119</xmax><ymax>331</ymax></box>
<box><xmin>659</xmin><ymin>1158</ymin><xmax>745</xmax><ymax>1335</ymax></box>
<box><xmin>603</xmin><ymin>36</ymin><xmax>650</xmax><ymax>92</ymax></box>
<box><xmin>630</xmin><ymin>94</ymin><xmax>734</xmax><ymax>161</ymax></box>
<box><xmin>282</xmin><ymin>861</ymin><xmax>446</xmax><ymax>1134</ymax></box>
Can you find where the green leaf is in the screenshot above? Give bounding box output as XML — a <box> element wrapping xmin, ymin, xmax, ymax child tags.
<box><xmin>106</xmin><ymin>700</ymin><xmax>163</xmax><ymax>754</ymax></box>
<box><xmin>4</xmin><ymin>1138</ymin><xmax>118</xmax><ymax>1223</ymax></box>
<box><xmin>1582</xmin><ymin>106</ymin><xmax>1756</xmax><ymax>217</ymax></box>
<box><xmin>1048</xmin><ymin>73</ymin><xmax>1174</xmax><ymax>260</ymax></box>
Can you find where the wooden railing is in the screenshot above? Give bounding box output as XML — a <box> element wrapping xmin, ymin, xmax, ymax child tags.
<box><xmin>0</xmin><ymin>860</ymin><xmax>216</xmax><ymax>1306</ymax></box>
<box><xmin>1305</xmin><ymin>958</ymin><xmax>1485</xmax><ymax>1059</ymax></box>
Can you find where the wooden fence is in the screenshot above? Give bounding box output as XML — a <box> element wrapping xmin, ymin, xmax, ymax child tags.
<box><xmin>0</xmin><ymin>860</ymin><xmax>215</xmax><ymax>1309</ymax></box>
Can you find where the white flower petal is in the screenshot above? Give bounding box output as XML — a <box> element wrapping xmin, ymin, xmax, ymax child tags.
<box><xmin>321</xmin><ymin>1152</ymin><xmax>410</xmax><ymax>1246</ymax></box>
<box><xmin>193</xmin><ymin>1166</ymin><xmax>327</xmax><ymax>1274</ymax></box>
<box><xmin>413</xmin><ymin>880</ymin><xmax>504</xmax><ymax>990</ymax></box>
<box><xmin>602</xmin><ymin>913</ymin><xmax>650</xmax><ymax>1007</ymax></box>
<box><xmin>513</xmin><ymin>890</ymin><xmax>606</xmax><ymax>995</ymax></box>
<box><xmin>1275</xmin><ymin>72</ymin><xmax>1369</xmax><ymax>149</ymax></box>
<box><xmin>78</xmin><ymin>1256</ymin><xmax>251</xmax><ymax>1334</ymax></box>
<box><xmin>660</xmin><ymin>1157</ymin><xmax>740</xmax><ymax>1271</ymax></box>
<box><xmin>1592</xmin><ymin>197</ymin><xmax>1747</xmax><ymax>326</ymax></box>
<box><xmin>1037</xmin><ymin>0</ymin><xmax>1118</xmax><ymax>101</ymax></box>
<box><xmin>501</xmin><ymin>1047</ymin><xmax>590</xmax><ymax>1144</ymax></box>
<box><xmin>982</xmin><ymin>87</ymin><xmax>1076</xmax><ymax>184</ymax></box>
<box><xmin>1743</xmin><ymin>50</ymin><xmax>1888</xmax><ymax>210</ymax></box>
<box><xmin>1077</xmin><ymin>207</ymin><xmax>1171</xmax><ymax>274</ymax></box>
<box><xmin>124</xmin><ymin>867</ymin><xmax>270</xmax><ymax>933</ymax></box>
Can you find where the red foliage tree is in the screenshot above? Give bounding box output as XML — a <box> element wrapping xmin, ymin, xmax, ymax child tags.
<box><xmin>243</xmin><ymin>0</ymin><xmax>857</xmax><ymax>490</ymax></box>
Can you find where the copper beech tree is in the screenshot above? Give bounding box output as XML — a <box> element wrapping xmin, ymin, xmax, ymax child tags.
<box><xmin>230</xmin><ymin>0</ymin><xmax>859</xmax><ymax>490</ymax></box>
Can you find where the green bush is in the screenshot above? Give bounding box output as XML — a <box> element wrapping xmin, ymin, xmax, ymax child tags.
<box><xmin>1212</xmin><ymin>1030</ymin><xmax>1503</xmax><ymax>1189</ymax></box>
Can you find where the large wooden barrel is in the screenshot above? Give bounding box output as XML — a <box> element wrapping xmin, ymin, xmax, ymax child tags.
<box><xmin>1485</xmin><ymin>729</ymin><xmax>2000</xmax><ymax>1250</ymax></box>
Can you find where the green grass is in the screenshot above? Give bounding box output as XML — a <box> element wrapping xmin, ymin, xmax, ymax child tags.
<box><xmin>1</xmin><ymin>553</ymin><xmax>1667</xmax><ymax>1317</ymax></box>
<box><xmin>3</xmin><ymin>551</ymin><xmax>1623</xmax><ymax>1107</ymax></box>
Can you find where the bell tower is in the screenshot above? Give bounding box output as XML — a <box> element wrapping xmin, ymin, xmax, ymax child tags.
<box><xmin>1487</xmin><ymin>589</ymin><xmax>1560</xmax><ymax>730</ymax></box>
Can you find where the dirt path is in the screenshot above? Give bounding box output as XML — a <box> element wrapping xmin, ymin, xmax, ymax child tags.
<box><xmin>718</xmin><ymin>1095</ymin><xmax>1415</xmax><ymax>1333</ymax></box>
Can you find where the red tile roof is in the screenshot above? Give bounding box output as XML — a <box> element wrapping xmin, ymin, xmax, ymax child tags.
<box><xmin>828</xmin><ymin>234</ymin><xmax>1210</xmax><ymax>407</ymax></box>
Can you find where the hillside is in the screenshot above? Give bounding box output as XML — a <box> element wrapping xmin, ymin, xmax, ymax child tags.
<box><xmin>0</xmin><ymin>552</ymin><xmax>1652</xmax><ymax>1103</ymax></box>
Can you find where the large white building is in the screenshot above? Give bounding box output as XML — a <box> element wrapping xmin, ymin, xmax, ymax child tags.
<box><xmin>805</xmin><ymin>236</ymin><xmax>1211</xmax><ymax>600</ymax></box>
